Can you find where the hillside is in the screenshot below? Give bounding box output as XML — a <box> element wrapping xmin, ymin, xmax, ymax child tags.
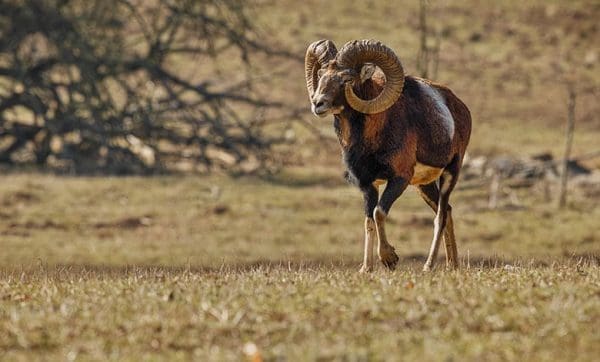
<box><xmin>245</xmin><ymin>0</ymin><xmax>599</xmax><ymax>167</ymax></box>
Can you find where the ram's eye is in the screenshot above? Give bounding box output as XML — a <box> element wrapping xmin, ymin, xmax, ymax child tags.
<box><xmin>339</xmin><ymin>70</ymin><xmax>355</xmax><ymax>83</ymax></box>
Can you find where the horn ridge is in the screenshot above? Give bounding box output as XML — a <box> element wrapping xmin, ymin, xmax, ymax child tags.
<box><xmin>304</xmin><ymin>39</ymin><xmax>337</xmax><ymax>100</ymax></box>
<box><xmin>336</xmin><ymin>39</ymin><xmax>404</xmax><ymax>114</ymax></box>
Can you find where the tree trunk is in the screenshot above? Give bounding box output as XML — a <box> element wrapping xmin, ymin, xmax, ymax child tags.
<box><xmin>417</xmin><ymin>0</ymin><xmax>428</xmax><ymax>78</ymax></box>
<box><xmin>558</xmin><ymin>87</ymin><xmax>576</xmax><ymax>209</ymax></box>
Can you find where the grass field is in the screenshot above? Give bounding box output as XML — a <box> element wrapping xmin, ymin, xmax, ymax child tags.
<box><xmin>1</xmin><ymin>173</ymin><xmax>599</xmax><ymax>360</ymax></box>
<box><xmin>1</xmin><ymin>261</ymin><xmax>598</xmax><ymax>361</ymax></box>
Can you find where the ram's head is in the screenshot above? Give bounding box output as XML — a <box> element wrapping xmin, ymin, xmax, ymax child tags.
<box><xmin>305</xmin><ymin>39</ymin><xmax>405</xmax><ymax>117</ymax></box>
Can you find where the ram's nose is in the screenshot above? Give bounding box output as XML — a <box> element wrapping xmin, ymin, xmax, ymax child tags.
<box><xmin>313</xmin><ymin>99</ymin><xmax>325</xmax><ymax>109</ymax></box>
<box><xmin>311</xmin><ymin>96</ymin><xmax>329</xmax><ymax>117</ymax></box>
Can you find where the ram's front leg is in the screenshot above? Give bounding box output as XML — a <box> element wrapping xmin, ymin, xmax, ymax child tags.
<box><xmin>359</xmin><ymin>185</ymin><xmax>378</xmax><ymax>273</ymax></box>
<box><xmin>373</xmin><ymin>177</ymin><xmax>408</xmax><ymax>270</ymax></box>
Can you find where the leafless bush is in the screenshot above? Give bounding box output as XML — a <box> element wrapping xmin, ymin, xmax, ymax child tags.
<box><xmin>0</xmin><ymin>0</ymin><xmax>293</xmax><ymax>174</ymax></box>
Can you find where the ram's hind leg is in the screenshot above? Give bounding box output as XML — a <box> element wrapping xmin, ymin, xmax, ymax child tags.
<box><xmin>417</xmin><ymin>182</ymin><xmax>458</xmax><ymax>269</ymax></box>
<box><xmin>443</xmin><ymin>211</ymin><xmax>458</xmax><ymax>269</ymax></box>
<box><xmin>374</xmin><ymin>177</ymin><xmax>409</xmax><ymax>270</ymax></box>
<box><xmin>423</xmin><ymin>159</ymin><xmax>460</xmax><ymax>271</ymax></box>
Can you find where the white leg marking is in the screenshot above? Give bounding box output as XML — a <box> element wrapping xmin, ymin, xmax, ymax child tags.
<box><xmin>424</xmin><ymin>174</ymin><xmax>453</xmax><ymax>271</ymax></box>
<box><xmin>374</xmin><ymin>206</ymin><xmax>387</xmax><ymax>259</ymax></box>
<box><xmin>373</xmin><ymin>206</ymin><xmax>399</xmax><ymax>270</ymax></box>
<box><xmin>360</xmin><ymin>218</ymin><xmax>376</xmax><ymax>273</ymax></box>
<box><xmin>441</xmin><ymin>173</ymin><xmax>453</xmax><ymax>193</ymax></box>
<box><xmin>373</xmin><ymin>206</ymin><xmax>387</xmax><ymax>258</ymax></box>
<box><xmin>424</xmin><ymin>209</ymin><xmax>444</xmax><ymax>272</ymax></box>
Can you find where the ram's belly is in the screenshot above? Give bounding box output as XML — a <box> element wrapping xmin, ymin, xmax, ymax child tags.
<box><xmin>371</xmin><ymin>163</ymin><xmax>443</xmax><ymax>187</ymax></box>
<box><xmin>410</xmin><ymin>162</ymin><xmax>443</xmax><ymax>185</ymax></box>
<box><xmin>373</xmin><ymin>179</ymin><xmax>387</xmax><ymax>187</ymax></box>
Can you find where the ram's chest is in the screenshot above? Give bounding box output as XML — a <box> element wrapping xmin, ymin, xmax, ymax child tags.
<box><xmin>334</xmin><ymin>116</ymin><xmax>352</xmax><ymax>148</ymax></box>
<box><xmin>342</xmin><ymin>149</ymin><xmax>389</xmax><ymax>187</ymax></box>
<box><xmin>335</xmin><ymin>114</ymin><xmax>385</xmax><ymax>155</ymax></box>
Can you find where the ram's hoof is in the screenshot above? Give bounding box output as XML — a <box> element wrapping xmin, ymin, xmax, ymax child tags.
<box><xmin>445</xmin><ymin>260</ymin><xmax>459</xmax><ymax>270</ymax></box>
<box><xmin>359</xmin><ymin>264</ymin><xmax>373</xmax><ymax>273</ymax></box>
<box><xmin>380</xmin><ymin>249</ymin><xmax>399</xmax><ymax>270</ymax></box>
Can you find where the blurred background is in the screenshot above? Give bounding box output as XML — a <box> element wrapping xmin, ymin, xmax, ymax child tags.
<box><xmin>1</xmin><ymin>0</ymin><xmax>599</xmax><ymax>267</ymax></box>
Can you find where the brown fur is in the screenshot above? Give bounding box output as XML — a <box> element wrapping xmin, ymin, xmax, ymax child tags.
<box><xmin>363</xmin><ymin>112</ymin><xmax>386</xmax><ymax>148</ymax></box>
<box><xmin>336</xmin><ymin>116</ymin><xmax>352</xmax><ymax>148</ymax></box>
<box><xmin>362</xmin><ymin>73</ymin><xmax>387</xmax><ymax>148</ymax></box>
<box><xmin>335</xmin><ymin>74</ymin><xmax>471</xmax><ymax>189</ymax></box>
<box><xmin>390</xmin><ymin>130</ymin><xmax>417</xmax><ymax>181</ymax></box>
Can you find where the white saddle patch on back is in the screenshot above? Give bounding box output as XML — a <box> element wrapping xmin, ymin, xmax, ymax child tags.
<box><xmin>411</xmin><ymin>162</ymin><xmax>443</xmax><ymax>185</ymax></box>
<box><xmin>417</xmin><ymin>79</ymin><xmax>455</xmax><ymax>141</ymax></box>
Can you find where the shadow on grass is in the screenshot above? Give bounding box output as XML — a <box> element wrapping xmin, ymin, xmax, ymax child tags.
<box><xmin>1</xmin><ymin>253</ymin><xmax>598</xmax><ymax>280</ymax></box>
<box><xmin>258</xmin><ymin>172</ymin><xmax>346</xmax><ymax>188</ymax></box>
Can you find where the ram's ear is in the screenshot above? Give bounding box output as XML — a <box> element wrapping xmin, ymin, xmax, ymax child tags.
<box><xmin>359</xmin><ymin>63</ymin><xmax>376</xmax><ymax>83</ymax></box>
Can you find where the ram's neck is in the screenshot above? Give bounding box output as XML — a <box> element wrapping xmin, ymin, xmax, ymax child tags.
<box><xmin>333</xmin><ymin>73</ymin><xmax>390</xmax><ymax>151</ymax></box>
<box><xmin>355</xmin><ymin>73</ymin><xmax>386</xmax><ymax>101</ymax></box>
<box><xmin>333</xmin><ymin>112</ymin><xmax>355</xmax><ymax>150</ymax></box>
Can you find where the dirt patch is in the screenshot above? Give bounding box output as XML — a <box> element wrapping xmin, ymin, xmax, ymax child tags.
<box><xmin>6</xmin><ymin>220</ymin><xmax>67</xmax><ymax>230</ymax></box>
<box><xmin>479</xmin><ymin>232</ymin><xmax>503</xmax><ymax>242</ymax></box>
<box><xmin>212</xmin><ymin>205</ymin><xmax>229</xmax><ymax>215</ymax></box>
<box><xmin>401</xmin><ymin>215</ymin><xmax>431</xmax><ymax>227</ymax></box>
<box><xmin>0</xmin><ymin>229</ymin><xmax>31</xmax><ymax>237</ymax></box>
<box><xmin>308</xmin><ymin>217</ymin><xmax>330</xmax><ymax>225</ymax></box>
<box><xmin>1</xmin><ymin>191</ymin><xmax>41</xmax><ymax>207</ymax></box>
<box><xmin>0</xmin><ymin>210</ymin><xmax>13</xmax><ymax>219</ymax></box>
<box><xmin>93</xmin><ymin>216</ymin><xmax>154</xmax><ymax>229</ymax></box>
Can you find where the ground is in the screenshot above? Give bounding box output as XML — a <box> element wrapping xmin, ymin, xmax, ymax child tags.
<box><xmin>0</xmin><ymin>173</ymin><xmax>599</xmax><ymax>360</ymax></box>
<box><xmin>1</xmin><ymin>261</ymin><xmax>599</xmax><ymax>361</ymax></box>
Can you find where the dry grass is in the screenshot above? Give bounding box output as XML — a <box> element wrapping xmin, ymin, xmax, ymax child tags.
<box><xmin>1</xmin><ymin>172</ymin><xmax>598</xmax><ymax>267</ymax></box>
<box><xmin>1</xmin><ymin>261</ymin><xmax>598</xmax><ymax>361</ymax></box>
<box><xmin>0</xmin><ymin>173</ymin><xmax>599</xmax><ymax>360</ymax></box>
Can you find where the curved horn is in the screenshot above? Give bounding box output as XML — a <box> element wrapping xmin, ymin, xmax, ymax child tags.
<box><xmin>336</xmin><ymin>39</ymin><xmax>404</xmax><ymax>114</ymax></box>
<box><xmin>304</xmin><ymin>40</ymin><xmax>338</xmax><ymax>100</ymax></box>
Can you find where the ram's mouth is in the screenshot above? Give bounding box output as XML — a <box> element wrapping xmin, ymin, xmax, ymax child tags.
<box><xmin>312</xmin><ymin>103</ymin><xmax>330</xmax><ymax>117</ymax></box>
<box><xmin>313</xmin><ymin>104</ymin><xmax>344</xmax><ymax>117</ymax></box>
<box><xmin>314</xmin><ymin>109</ymin><xmax>329</xmax><ymax>117</ymax></box>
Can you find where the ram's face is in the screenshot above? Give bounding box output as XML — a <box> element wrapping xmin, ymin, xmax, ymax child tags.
<box><xmin>310</xmin><ymin>62</ymin><xmax>355</xmax><ymax>117</ymax></box>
